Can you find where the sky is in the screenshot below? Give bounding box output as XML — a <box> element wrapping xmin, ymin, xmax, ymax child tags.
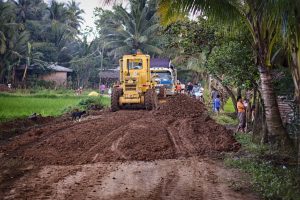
<box><xmin>54</xmin><ymin>0</ymin><xmax>126</xmax><ymax>41</ymax></box>
<box><xmin>56</xmin><ymin>0</ymin><xmax>106</xmax><ymax>30</ymax></box>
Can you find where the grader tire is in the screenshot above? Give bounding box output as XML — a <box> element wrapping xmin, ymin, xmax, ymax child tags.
<box><xmin>159</xmin><ymin>86</ymin><xmax>166</xmax><ymax>98</ymax></box>
<box><xmin>145</xmin><ymin>89</ymin><xmax>157</xmax><ymax>110</ymax></box>
<box><xmin>111</xmin><ymin>88</ymin><xmax>121</xmax><ymax>112</ymax></box>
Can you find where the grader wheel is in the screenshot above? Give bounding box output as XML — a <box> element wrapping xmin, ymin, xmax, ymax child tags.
<box><xmin>145</xmin><ymin>89</ymin><xmax>157</xmax><ymax>110</ymax></box>
<box><xmin>158</xmin><ymin>86</ymin><xmax>167</xmax><ymax>98</ymax></box>
<box><xmin>111</xmin><ymin>88</ymin><xmax>121</xmax><ymax>112</ymax></box>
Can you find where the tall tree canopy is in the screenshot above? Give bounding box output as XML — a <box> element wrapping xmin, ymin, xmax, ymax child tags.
<box><xmin>158</xmin><ymin>0</ymin><xmax>296</xmax><ymax>152</ymax></box>
<box><xmin>95</xmin><ymin>0</ymin><xmax>164</xmax><ymax>57</ymax></box>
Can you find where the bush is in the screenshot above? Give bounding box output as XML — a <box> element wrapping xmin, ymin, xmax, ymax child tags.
<box><xmin>78</xmin><ymin>96</ymin><xmax>106</xmax><ymax>110</ymax></box>
<box><xmin>225</xmin><ymin>158</ymin><xmax>300</xmax><ymax>200</ymax></box>
<box><xmin>225</xmin><ymin>133</ymin><xmax>300</xmax><ymax>200</ymax></box>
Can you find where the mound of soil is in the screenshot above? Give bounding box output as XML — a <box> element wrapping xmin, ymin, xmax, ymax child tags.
<box><xmin>154</xmin><ymin>95</ymin><xmax>240</xmax><ymax>153</ymax></box>
<box><xmin>0</xmin><ymin>116</ymin><xmax>55</xmax><ymax>142</ymax></box>
<box><xmin>155</xmin><ymin>94</ymin><xmax>206</xmax><ymax>118</ymax></box>
<box><xmin>1</xmin><ymin>95</ymin><xmax>239</xmax><ymax>166</ymax></box>
<box><xmin>117</xmin><ymin>118</ymin><xmax>175</xmax><ymax>161</ymax></box>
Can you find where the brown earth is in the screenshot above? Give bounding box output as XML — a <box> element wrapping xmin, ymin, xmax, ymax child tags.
<box><xmin>0</xmin><ymin>84</ymin><xmax>10</xmax><ymax>92</ymax></box>
<box><xmin>0</xmin><ymin>95</ymin><xmax>258</xmax><ymax>200</ymax></box>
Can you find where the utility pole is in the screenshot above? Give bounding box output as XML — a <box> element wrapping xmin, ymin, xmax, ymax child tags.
<box><xmin>99</xmin><ymin>43</ymin><xmax>105</xmax><ymax>85</ymax></box>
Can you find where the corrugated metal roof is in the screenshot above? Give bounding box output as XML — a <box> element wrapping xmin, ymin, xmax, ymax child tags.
<box><xmin>48</xmin><ymin>64</ymin><xmax>73</xmax><ymax>72</ymax></box>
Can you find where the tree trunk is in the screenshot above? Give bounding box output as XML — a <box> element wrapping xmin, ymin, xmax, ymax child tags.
<box><xmin>259</xmin><ymin>67</ymin><xmax>292</xmax><ymax>149</ymax></box>
<box><xmin>253</xmin><ymin>87</ymin><xmax>257</xmax><ymax>106</ymax></box>
<box><xmin>237</xmin><ymin>87</ymin><xmax>242</xmax><ymax>97</ymax></box>
<box><xmin>12</xmin><ymin>66</ymin><xmax>15</xmax><ymax>85</ymax></box>
<box><xmin>22</xmin><ymin>64</ymin><xmax>28</xmax><ymax>82</ymax></box>
<box><xmin>291</xmin><ymin>49</ymin><xmax>300</xmax><ymax>109</ymax></box>
<box><xmin>205</xmin><ymin>73</ymin><xmax>210</xmax><ymax>90</ymax></box>
<box><xmin>192</xmin><ymin>71</ymin><xmax>201</xmax><ymax>84</ymax></box>
<box><xmin>214</xmin><ymin>76</ymin><xmax>237</xmax><ymax>113</ymax></box>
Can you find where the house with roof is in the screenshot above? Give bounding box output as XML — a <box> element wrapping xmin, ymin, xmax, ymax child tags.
<box><xmin>15</xmin><ymin>64</ymin><xmax>73</xmax><ymax>87</ymax></box>
<box><xmin>39</xmin><ymin>64</ymin><xmax>73</xmax><ymax>86</ymax></box>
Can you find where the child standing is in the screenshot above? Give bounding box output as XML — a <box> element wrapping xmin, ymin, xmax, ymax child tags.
<box><xmin>236</xmin><ymin>96</ymin><xmax>246</xmax><ymax>133</ymax></box>
<box><xmin>214</xmin><ymin>95</ymin><xmax>221</xmax><ymax>114</ymax></box>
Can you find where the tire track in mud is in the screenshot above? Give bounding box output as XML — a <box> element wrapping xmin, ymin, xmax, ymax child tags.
<box><xmin>110</xmin><ymin>129</ymin><xmax>132</xmax><ymax>160</ymax></box>
<box><xmin>164</xmin><ymin>118</ymin><xmax>198</xmax><ymax>157</ymax></box>
<box><xmin>4</xmin><ymin>157</ymin><xmax>259</xmax><ymax>200</ymax></box>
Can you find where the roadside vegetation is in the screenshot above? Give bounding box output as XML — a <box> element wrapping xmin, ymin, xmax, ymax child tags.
<box><xmin>225</xmin><ymin>133</ymin><xmax>300</xmax><ymax>200</ymax></box>
<box><xmin>211</xmin><ymin>103</ymin><xmax>300</xmax><ymax>200</ymax></box>
<box><xmin>0</xmin><ymin>91</ymin><xmax>110</xmax><ymax>122</ymax></box>
<box><xmin>1</xmin><ymin>0</ymin><xmax>300</xmax><ymax>197</ymax></box>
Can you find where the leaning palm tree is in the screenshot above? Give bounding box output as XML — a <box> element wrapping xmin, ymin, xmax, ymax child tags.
<box><xmin>99</xmin><ymin>0</ymin><xmax>163</xmax><ymax>57</ymax></box>
<box><xmin>158</xmin><ymin>0</ymin><xmax>293</xmax><ymax>150</ymax></box>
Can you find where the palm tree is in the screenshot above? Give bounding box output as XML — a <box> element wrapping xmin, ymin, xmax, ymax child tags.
<box><xmin>281</xmin><ymin>0</ymin><xmax>300</xmax><ymax>109</ymax></box>
<box><xmin>13</xmin><ymin>0</ymin><xmax>31</xmax><ymax>23</ymax></box>
<box><xmin>0</xmin><ymin>1</ymin><xmax>25</xmax><ymax>82</ymax></box>
<box><xmin>65</xmin><ymin>0</ymin><xmax>85</xmax><ymax>32</ymax></box>
<box><xmin>48</xmin><ymin>0</ymin><xmax>66</xmax><ymax>22</ymax></box>
<box><xmin>99</xmin><ymin>0</ymin><xmax>163</xmax><ymax>57</ymax></box>
<box><xmin>158</xmin><ymin>0</ymin><xmax>293</xmax><ymax>150</ymax></box>
<box><xmin>13</xmin><ymin>0</ymin><xmax>48</xmax><ymax>22</ymax></box>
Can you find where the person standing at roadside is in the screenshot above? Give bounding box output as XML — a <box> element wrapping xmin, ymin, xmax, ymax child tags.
<box><xmin>236</xmin><ymin>96</ymin><xmax>246</xmax><ymax>133</ymax></box>
<box><xmin>176</xmin><ymin>82</ymin><xmax>181</xmax><ymax>94</ymax></box>
<box><xmin>211</xmin><ymin>88</ymin><xmax>218</xmax><ymax>101</ymax></box>
<box><xmin>100</xmin><ymin>84</ymin><xmax>106</xmax><ymax>95</ymax></box>
<box><xmin>211</xmin><ymin>88</ymin><xmax>218</xmax><ymax>111</ymax></box>
<box><xmin>108</xmin><ymin>87</ymin><xmax>112</xmax><ymax>96</ymax></box>
<box><xmin>187</xmin><ymin>82</ymin><xmax>193</xmax><ymax>96</ymax></box>
<box><xmin>180</xmin><ymin>83</ymin><xmax>185</xmax><ymax>94</ymax></box>
<box><xmin>214</xmin><ymin>94</ymin><xmax>221</xmax><ymax>114</ymax></box>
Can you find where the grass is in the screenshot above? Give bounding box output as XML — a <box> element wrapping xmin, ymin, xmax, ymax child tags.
<box><xmin>8</xmin><ymin>88</ymin><xmax>94</xmax><ymax>97</ymax></box>
<box><xmin>0</xmin><ymin>90</ymin><xmax>110</xmax><ymax>122</ymax></box>
<box><xmin>225</xmin><ymin>133</ymin><xmax>300</xmax><ymax>200</ymax></box>
<box><xmin>213</xmin><ymin>114</ymin><xmax>238</xmax><ymax>126</ymax></box>
<box><xmin>224</xmin><ymin>98</ymin><xmax>235</xmax><ymax>113</ymax></box>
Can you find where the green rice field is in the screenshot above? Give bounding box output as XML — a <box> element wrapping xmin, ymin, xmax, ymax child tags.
<box><xmin>0</xmin><ymin>91</ymin><xmax>110</xmax><ymax>122</ymax></box>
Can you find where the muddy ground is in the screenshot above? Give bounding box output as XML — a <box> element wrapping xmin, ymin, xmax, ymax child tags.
<box><xmin>0</xmin><ymin>95</ymin><xmax>259</xmax><ymax>200</ymax></box>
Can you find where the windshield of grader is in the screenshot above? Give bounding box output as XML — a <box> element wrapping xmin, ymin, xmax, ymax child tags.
<box><xmin>127</xmin><ymin>59</ymin><xmax>143</xmax><ymax>70</ymax></box>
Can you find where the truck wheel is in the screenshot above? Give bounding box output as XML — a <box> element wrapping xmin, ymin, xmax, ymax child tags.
<box><xmin>145</xmin><ymin>89</ymin><xmax>154</xmax><ymax>110</ymax></box>
<box><xmin>111</xmin><ymin>88</ymin><xmax>121</xmax><ymax>112</ymax></box>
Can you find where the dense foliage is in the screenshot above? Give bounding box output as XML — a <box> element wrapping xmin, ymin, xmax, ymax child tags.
<box><xmin>0</xmin><ymin>0</ymin><xmax>106</xmax><ymax>88</ymax></box>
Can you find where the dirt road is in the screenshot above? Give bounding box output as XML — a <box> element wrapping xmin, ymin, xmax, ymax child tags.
<box><xmin>0</xmin><ymin>95</ymin><xmax>259</xmax><ymax>200</ymax></box>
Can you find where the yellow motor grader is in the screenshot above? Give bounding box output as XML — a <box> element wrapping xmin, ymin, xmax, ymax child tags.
<box><xmin>111</xmin><ymin>52</ymin><xmax>158</xmax><ymax>111</ymax></box>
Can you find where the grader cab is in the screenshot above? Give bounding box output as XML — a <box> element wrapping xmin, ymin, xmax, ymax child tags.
<box><xmin>111</xmin><ymin>53</ymin><xmax>157</xmax><ymax>112</ymax></box>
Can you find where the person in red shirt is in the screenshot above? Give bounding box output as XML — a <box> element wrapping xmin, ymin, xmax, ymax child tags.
<box><xmin>176</xmin><ymin>82</ymin><xmax>181</xmax><ymax>94</ymax></box>
<box><xmin>236</xmin><ymin>96</ymin><xmax>246</xmax><ymax>133</ymax></box>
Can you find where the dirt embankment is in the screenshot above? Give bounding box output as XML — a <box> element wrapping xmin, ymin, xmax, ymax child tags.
<box><xmin>0</xmin><ymin>95</ymin><xmax>257</xmax><ymax>200</ymax></box>
<box><xmin>1</xmin><ymin>95</ymin><xmax>239</xmax><ymax>166</ymax></box>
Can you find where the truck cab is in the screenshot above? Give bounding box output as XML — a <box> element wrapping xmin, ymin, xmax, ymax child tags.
<box><xmin>150</xmin><ymin>58</ymin><xmax>177</xmax><ymax>96</ymax></box>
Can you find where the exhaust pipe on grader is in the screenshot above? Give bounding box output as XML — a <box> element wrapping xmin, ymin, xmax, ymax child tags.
<box><xmin>111</xmin><ymin>52</ymin><xmax>158</xmax><ymax>112</ymax></box>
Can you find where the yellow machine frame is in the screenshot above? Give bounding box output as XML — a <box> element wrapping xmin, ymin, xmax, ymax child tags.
<box><xmin>111</xmin><ymin>52</ymin><xmax>157</xmax><ymax>112</ymax></box>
